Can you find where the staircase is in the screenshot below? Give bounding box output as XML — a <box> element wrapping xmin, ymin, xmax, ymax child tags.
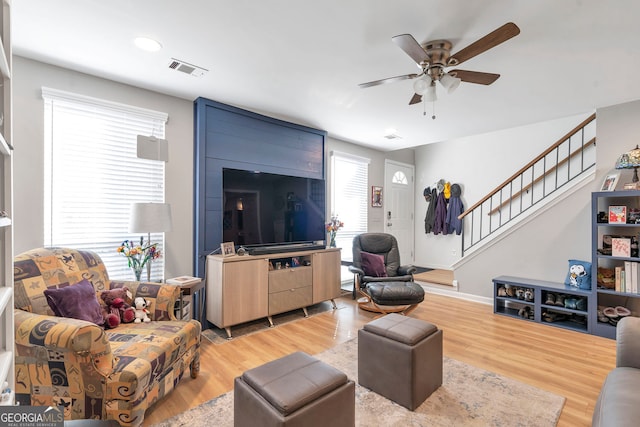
<box><xmin>459</xmin><ymin>113</ymin><xmax>596</xmax><ymax>256</ymax></box>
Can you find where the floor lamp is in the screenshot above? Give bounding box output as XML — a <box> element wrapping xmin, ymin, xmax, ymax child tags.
<box><xmin>129</xmin><ymin>202</ymin><xmax>173</xmax><ymax>281</ymax></box>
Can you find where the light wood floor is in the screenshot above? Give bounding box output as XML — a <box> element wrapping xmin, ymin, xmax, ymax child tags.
<box><xmin>413</xmin><ymin>268</ymin><xmax>454</xmax><ymax>285</ymax></box>
<box><xmin>142</xmin><ymin>291</ymin><xmax>616</xmax><ymax>426</ymax></box>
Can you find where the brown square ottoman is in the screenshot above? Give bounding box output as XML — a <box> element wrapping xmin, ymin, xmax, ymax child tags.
<box><xmin>358</xmin><ymin>313</ymin><xmax>443</xmax><ymax>410</ymax></box>
<box><xmin>234</xmin><ymin>351</ymin><xmax>355</xmax><ymax>427</ymax></box>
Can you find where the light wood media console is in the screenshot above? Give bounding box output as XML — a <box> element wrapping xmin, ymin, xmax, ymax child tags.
<box><xmin>206</xmin><ymin>247</ymin><xmax>342</xmax><ymax>338</ymax></box>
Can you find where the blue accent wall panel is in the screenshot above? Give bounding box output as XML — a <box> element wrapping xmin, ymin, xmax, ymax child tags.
<box><xmin>194</xmin><ymin>97</ymin><xmax>326</xmax><ymax>276</ymax></box>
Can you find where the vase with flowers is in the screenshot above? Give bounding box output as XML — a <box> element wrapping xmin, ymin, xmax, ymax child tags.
<box><xmin>117</xmin><ymin>237</ymin><xmax>161</xmax><ymax>281</ymax></box>
<box><xmin>325</xmin><ymin>215</ymin><xmax>344</xmax><ymax>248</ymax></box>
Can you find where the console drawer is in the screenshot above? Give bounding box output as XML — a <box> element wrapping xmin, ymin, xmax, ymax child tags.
<box><xmin>269</xmin><ymin>267</ymin><xmax>312</xmax><ymax>293</ymax></box>
<box><xmin>269</xmin><ymin>286</ymin><xmax>312</xmax><ymax>315</ymax></box>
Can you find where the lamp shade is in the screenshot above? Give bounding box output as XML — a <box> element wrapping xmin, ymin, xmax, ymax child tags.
<box><xmin>440</xmin><ymin>73</ymin><xmax>461</xmax><ymax>93</ymax></box>
<box><xmin>423</xmin><ymin>83</ymin><xmax>437</xmax><ymax>102</ymax></box>
<box><xmin>413</xmin><ymin>76</ymin><xmax>432</xmax><ymax>96</ymax></box>
<box><xmin>615</xmin><ymin>145</ymin><xmax>640</xmax><ymax>170</ymax></box>
<box><xmin>615</xmin><ymin>145</ymin><xmax>640</xmax><ymax>183</ymax></box>
<box><xmin>129</xmin><ymin>203</ymin><xmax>173</xmax><ymax>233</ymax></box>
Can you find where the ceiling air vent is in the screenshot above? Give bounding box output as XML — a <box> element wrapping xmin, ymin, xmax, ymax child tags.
<box><xmin>168</xmin><ymin>58</ymin><xmax>208</xmax><ymax>77</ymax></box>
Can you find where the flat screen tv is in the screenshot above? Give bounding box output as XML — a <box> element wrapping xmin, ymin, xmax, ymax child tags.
<box><xmin>222</xmin><ymin>168</ymin><xmax>326</xmax><ymax>253</ymax></box>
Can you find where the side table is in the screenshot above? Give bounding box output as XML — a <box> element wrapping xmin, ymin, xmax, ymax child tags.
<box><xmin>166</xmin><ymin>276</ymin><xmax>205</xmax><ymax>324</ymax></box>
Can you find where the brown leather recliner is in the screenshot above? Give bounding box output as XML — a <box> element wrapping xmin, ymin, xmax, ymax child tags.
<box><xmin>348</xmin><ymin>233</ymin><xmax>424</xmax><ymax>315</ymax></box>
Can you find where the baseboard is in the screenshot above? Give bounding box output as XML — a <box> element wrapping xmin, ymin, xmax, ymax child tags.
<box><xmin>416</xmin><ymin>281</ymin><xmax>492</xmax><ymax>306</ymax></box>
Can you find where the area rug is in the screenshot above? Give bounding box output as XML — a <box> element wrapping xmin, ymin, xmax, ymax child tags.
<box><xmin>154</xmin><ymin>338</ymin><xmax>565</xmax><ymax>426</ymax></box>
<box><xmin>201</xmin><ymin>299</ymin><xmax>345</xmax><ymax>344</ymax></box>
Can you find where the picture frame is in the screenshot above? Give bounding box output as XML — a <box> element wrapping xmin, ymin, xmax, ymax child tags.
<box><xmin>371</xmin><ymin>186</ymin><xmax>383</xmax><ymax>207</ymax></box>
<box><xmin>220</xmin><ymin>241</ymin><xmax>235</xmax><ymax>257</ymax></box>
<box><xmin>609</xmin><ymin>206</ymin><xmax>627</xmax><ymax>224</ymax></box>
<box><xmin>612</xmin><ymin>237</ymin><xmax>631</xmax><ymax>257</ymax></box>
<box><xmin>600</xmin><ymin>172</ymin><xmax>620</xmax><ymax>192</ymax></box>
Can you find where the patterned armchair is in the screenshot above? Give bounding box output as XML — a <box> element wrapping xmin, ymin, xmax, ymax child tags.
<box><xmin>13</xmin><ymin>247</ymin><xmax>201</xmax><ymax>426</ymax></box>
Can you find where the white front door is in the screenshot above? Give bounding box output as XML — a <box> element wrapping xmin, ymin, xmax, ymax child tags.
<box><xmin>384</xmin><ymin>160</ymin><xmax>415</xmax><ymax>264</ymax></box>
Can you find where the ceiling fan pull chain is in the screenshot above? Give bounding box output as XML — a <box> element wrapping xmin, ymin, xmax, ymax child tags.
<box><xmin>432</xmin><ymin>101</ymin><xmax>436</xmax><ymax>120</ymax></box>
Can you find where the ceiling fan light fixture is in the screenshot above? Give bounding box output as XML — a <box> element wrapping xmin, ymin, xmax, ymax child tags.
<box><xmin>423</xmin><ymin>83</ymin><xmax>437</xmax><ymax>102</ymax></box>
<box><xmin>413</xmin><ymin>76</ymin><xmax>432</xmax><ymax>96</ymax></box>
<box><xmin>440</xmin><ymin>73</ymin><xmax>461</xmax><ymax>93</ymax></box>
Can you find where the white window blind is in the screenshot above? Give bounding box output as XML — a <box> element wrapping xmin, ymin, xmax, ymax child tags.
<box><xmin>42</xmin><ymin>87</ymin><xmax>168</xmax><ymax>280</ymax></box>
<box><xmin>330</xmin><ymin>151</ymin><xmax>369</xmax><ymax>261</ymax></box>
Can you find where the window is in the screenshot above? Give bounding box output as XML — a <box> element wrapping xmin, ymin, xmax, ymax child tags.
<box><xmin>330</xmin><ymin>151</ymin><xmax>369</xmax><ymax>262</ymax></box>
<box><xmin>43</xmin><ymin>88</ymin><xmax>168</xmax><ymax>280</ymax></box>
<box><xmin>392</xmin><ymin>171</ymin><xmax>408</xmax><ymax>185</ymax></box>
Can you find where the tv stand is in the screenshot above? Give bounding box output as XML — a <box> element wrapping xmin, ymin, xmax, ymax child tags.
<box><xmin>206</xmin><ymin>247</ymin><xmax>341</xmax><ymax>338</ymax></box>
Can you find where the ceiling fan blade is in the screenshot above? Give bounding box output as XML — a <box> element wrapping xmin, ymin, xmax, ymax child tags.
<box><xmin>448</xmin><ymin>22</ymin><xmax>520</xmax><ymax>66</ymax></box>
<box><xmin>392</xmin><ymin>34</ymin><xmax>430</xmax><ymax>65</ymax></box>
<box><xmin>409</xmin><ymin>93</ymin><xmax>422</xmax><ymax>105</ymax></box>
<box><xmin>450</xmin><ymin>69</ymin><xmax>500</xmax><ymax>85</ymax></box>
<box><xmin>358</xmin><ymin>73</ymin><xmax>419</xmax><ymax>88</ymax></box>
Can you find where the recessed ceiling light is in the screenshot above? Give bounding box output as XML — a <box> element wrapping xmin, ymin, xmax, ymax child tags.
<box><xmin>134</xmin><ymin>37</ymin><xmax>162</xmax><ymax>52</ymax></box>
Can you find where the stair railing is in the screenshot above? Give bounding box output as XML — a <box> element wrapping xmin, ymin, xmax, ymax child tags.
<box><xmin>459</xmin><ymin>113</ymin><xmax>596</xmax><ymax>256</ymax></box>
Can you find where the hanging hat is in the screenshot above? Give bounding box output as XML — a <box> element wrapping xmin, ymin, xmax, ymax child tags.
<box><xmin>423</xmin><ymin>187</ymin><xmax>432</xmax><ymax>201</ymax></box>
<box><xmin>444</xmin><ymin>182</ymin><xmax>451</xmax><ymax>199</ymax></box>
<box><xmin>436</xmin><ymin>179</ymin><xmax>445</xmax><ymax>193</ymax></box>
<box><xmin>451</xmin><ymin>183</ymin><xmax>462</xmax><ymax>197</ymax></box>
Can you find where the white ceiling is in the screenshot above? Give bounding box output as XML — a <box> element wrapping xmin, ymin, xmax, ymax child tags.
<box><xmin>11</xmin><ymin>0</ymin><xmax>640</xmax><ymax>151</ymax></box>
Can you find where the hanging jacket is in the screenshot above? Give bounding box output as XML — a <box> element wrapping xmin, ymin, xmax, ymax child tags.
<box><xmin>433</xmin><ymin>191</ymin><xmax>448</xmax><ymax>235</ymax></box>
<box><xmin>446</xmin><ymin>184</ymin><xmax>464</xmax><ymax>235</ymax></box>
<box><xmin>424</xmin><ymin>187</ymin><xmax>438</xmax><ymax>233</ymax></box>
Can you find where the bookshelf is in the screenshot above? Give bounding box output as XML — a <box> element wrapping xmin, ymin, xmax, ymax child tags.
<box><xmin>0</xmin><ymin>0</ymin><xmax>13</xmax><ymax>406</ymax></box>
<box><xmin>592</xmin><ymin>190</ymin><xmax>640</xmax><ymax>339</ymax></box>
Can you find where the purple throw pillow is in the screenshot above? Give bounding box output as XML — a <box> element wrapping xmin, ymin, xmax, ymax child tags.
<box><xmin>360</xmin><ymin>251</ymin><xmax>387</xmax><ymax>277</ymax></box>
<box><xmin>44</xmin><ymin>279</ymin><xmax>104</xmax><ymax>326</ymax></box>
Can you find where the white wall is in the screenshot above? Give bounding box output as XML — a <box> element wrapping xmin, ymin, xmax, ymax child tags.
<box><xmin>414</xmin><ymin>113</ymin><xmax>592</xmax><ymax>271</ymax></box>
<box><xmin>325</xmin><ymin>137</ymin><xmax>414</xmax><ymax>232</ymax></box>
<box><xmin>415</xmin><ymin>100</ymin><xmax>640</xmax><ymax>298</ymax></box>
<box><xmin>13</xmin><ymin>56</ymin><xmax>194</xmax><ymax>278</ymax></box>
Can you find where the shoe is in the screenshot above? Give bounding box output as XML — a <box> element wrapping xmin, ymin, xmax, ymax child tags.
<box><xmin>603</xmin><ymin>307</ymin><xmax>618</xmax><ymax>318</ymax></box>
<box><xmin>564</xmin><ymin>298</ymin><xmax>577</xmax><ymax>310</ymax></box>
<box><xmin>554</xmin><ymin>294</ymin><xmax>566</xmax><ymax>307</ymax></box>
<box><xmin>576</xmin><ymin>298</ymin><xmax>587</xmax><ymax>311</ymax></box>
<box><xmin>524</xmin><ymin>289</ymin><xmax>534</xmax><ymax>302</ymax></box>
<box><xmin>597</xmin><ymin>309</ymin><xmax>608</xmax><ymax>323</ymax></box>
<box><xmin>545</xmin><ymin>293</ymin><xmax>555</xmax><ymax>305</ymax></box>
<box><xmin>543</xmin><ymin>311</ymin><xmax>566</xmax><ymax>322</ymax></box>
<box><xmin>518</xmin><ymin>306</ymin><xmax>531</xmax><ymax>318</ymax></box>
<box><xmin>497</xmin><ymin>286</ymin><xmax>507</xmax><ymax>297</ymax></box>
<box><xmin>616</xmin><ymin>306</ymin><xmax>631</xmax><ymax>317</ymax></box>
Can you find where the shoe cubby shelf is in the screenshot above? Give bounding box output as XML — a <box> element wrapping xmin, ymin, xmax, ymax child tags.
<box><xmin>493</xmin><ymin>276</ymin><xmax>590</xmax><ymax>333</ymax></box>
<box><xmin>591</xmin><ymin>190</ymin><xmax>640</xmax><ymax>339</ymax></box>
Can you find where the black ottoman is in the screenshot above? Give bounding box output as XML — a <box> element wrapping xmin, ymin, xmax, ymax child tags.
<box><xmin>360</xmin><ymin>281</ymin><xmax>425</xmax><ymax>315</ymax></box>
<box><xmin>234</xmin><ymin>351</ymin><xmax>355</xmax><ymax>427</ymax></box>
<box><xmin>358</xmin><ymin>313</ymin><xmax>442</xmax><ymax>410</ymax></box>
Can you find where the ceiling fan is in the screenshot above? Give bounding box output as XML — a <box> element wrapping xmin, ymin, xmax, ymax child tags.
<box><xmin>359</xmin><ymin>22</ymin><xmax>520</xmax><ymax>106</ymax></box>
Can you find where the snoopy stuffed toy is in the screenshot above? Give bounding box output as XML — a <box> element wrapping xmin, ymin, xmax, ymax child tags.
<box><xmin>134</xmin><ymin>297</ymin><xmax>151</xmax><ymax>323</ymax></box>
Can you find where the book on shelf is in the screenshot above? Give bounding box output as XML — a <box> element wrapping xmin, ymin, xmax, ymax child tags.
<box><xmin>625</xmin><ymin>261</ymin><xmax>632</xmax><ymax>293</ymax></box>
<box><xmin>613</xmin><ymin>261</ymin><xmax>640</xmax><ymax>294</ymax></box>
